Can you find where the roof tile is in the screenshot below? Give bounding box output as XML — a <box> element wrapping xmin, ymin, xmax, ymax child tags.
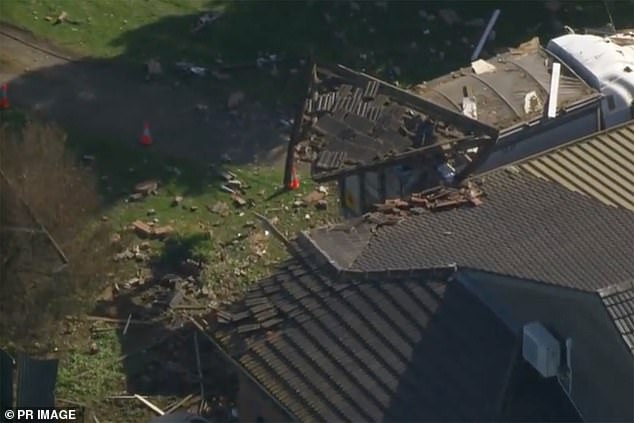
<box><xmin>218</xmin><ymin>259</ymin><xmax>516</xmax><ymax>422</ymax></box>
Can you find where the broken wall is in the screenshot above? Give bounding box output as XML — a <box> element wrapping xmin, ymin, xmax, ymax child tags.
<box><xmin>339</xmin><ymin>160</ymin><xmax>441</xmax><ymax>217</ymax></box>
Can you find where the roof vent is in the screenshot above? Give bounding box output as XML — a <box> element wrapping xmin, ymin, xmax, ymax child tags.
<box><xmin>522</xmin><ymin>321</ymin><xmax>561</xmax><ymax>378</ymax></box>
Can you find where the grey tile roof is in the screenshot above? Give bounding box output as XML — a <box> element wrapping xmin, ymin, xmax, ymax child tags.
<box><xmin>351</xmin><ymin>169</ymin><xmax>634</xmax><ymax>292</ymax></box>
<box><xmin>298</xmin><ymin>218</ymin><xmax>374</xmax><ymax>269</ymax></box>
<box><xmin>597</xmin><ymin>279</ymin><xmax>634</xmax><ymax>355</ymax></box>
<box><xmin>216</xmin><ymin>255</ymin><xmax>517</xmax><ymax>422</ymax></box>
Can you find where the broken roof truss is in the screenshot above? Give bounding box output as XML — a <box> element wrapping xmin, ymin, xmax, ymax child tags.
<box><xmin>291</xmin><ymin>64</ymin><xmax>500</xmax><ymax>183</ymax></box>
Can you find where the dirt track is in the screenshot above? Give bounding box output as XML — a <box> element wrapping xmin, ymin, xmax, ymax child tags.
<box><xmin>0</xmin><ymin>24</ymin><xmax>289</xmax><ymax>165</ymax></box>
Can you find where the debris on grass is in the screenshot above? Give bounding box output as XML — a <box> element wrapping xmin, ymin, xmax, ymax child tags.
<box><xmin>175</xmin><ymin>62</ymin><xmax>207</xmax><ymax>77</ymax></box>
<box><xmin>315</xmin><ymin>199</ymin><xmax>328</xmax><ymax>210</ymax></box>
<box><xmin>134</xmin><ymin>179</ymin><xmax>158</xmax><ymax>195</ymax></box>
<box><xmin>133</xmin><ymin>220</ymin><xmax>153</xmax><ymax>238</ymax></box>
<box><xmin>110</xmin><ymin>233</ymin><xmax>121</xmax><ymax>244</ymax></box>
<box><xmin>220</xmin><ymin>184</ymin><xmax>235</xmax><ymax>194</ymax></box>
<box><xmin>128</xmin><ymin>192</ymin><xmax>144</xmax><ymax>202</ymax></box>
<box><xmin>208</xmin><ymin>201</ymin><xmax>230</xmax><ymax>217</ymax></box>
<box><xmin>133</xmin><ymin>394</ymin><xmax>165</xmax><ymax>416</ymax></box>
<box><xmin>231</xmin><ymin>193</ymin><xmax>247</xmax><ymax>208</ymax></box>
<box><xmin>153</xmin><ymin>225</ymin><xmax>174</xmax><ymax>239</ymax></box>
<box><xmin>227</xmin><ymin>91</ymin><xmax>245</xmax><ymax>109</ymax></box>
<box><xmin>191</xmin><ymin>11</ymin><xmax>224</xmax><ymax>33</ymax></box>
<box><xmin>303</xmin><ymin>190</ymin><xmax>325</xmax><ymax>205</ymax></box>
<box><xmin>54</xmin><ymin>11</ymin><xmax>68</xmax><ymax>24</ymax></box>
<box><xmin>172</xmin><ymin>196</ymin><xmax>184</xmax><ymax>207</ymax></box>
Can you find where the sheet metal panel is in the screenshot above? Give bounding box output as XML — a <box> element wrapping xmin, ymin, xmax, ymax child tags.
<box><xmin>0</xmin><ymin>350</ymin><xmax>13</xmax><ymax>414</ymax></box>
<box><xmin>15</xmin><ymin>354</ymin><xmax>58</xmax><ymax>408</ymax></box>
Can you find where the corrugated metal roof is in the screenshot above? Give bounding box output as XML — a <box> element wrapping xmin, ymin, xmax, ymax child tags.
<box><xmin>520</xmin><ymin>122</ymin><xmax>634</xmax><ymax>211</ymax></box>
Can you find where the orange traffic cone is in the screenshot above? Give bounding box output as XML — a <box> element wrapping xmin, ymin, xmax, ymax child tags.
<box><xmin>288</xmin><ymin>165</ymin><xmax>300</xmax><ymax>190</ymax></box>
<box><xmin>0</xmin><ymin>83</ymin><xmax>9</xmax><ymax>110</ymax></box>
<box><xmin>140</xmin><ymin>121</ymin><xmax>152</xmax><ymax>146</ymax></box>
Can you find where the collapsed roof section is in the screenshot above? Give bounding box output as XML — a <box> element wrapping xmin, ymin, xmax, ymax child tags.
<box><xmin>414</xmin><ymin>37</ymin><xmax>600</xmax><ymax>131</ymax></box>
<box><xmin>296</xmin><ymin>64</ymin><xmax>499</xmax><ymax>182</ymax></box>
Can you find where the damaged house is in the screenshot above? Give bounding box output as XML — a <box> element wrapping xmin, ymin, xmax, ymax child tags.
<box><xmin>291</xmin><ymin>31</ymin><xmax>634</xmax><ymax>216</ymax></box>
<box><xmin>211</xmin><ymin>120</ymin><xmax>634</xmax><ymax>422</ymax></box>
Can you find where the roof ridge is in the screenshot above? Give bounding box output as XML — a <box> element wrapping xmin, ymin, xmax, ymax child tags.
<box><xmin>597</xmin><ymin>278</ymin><xmax>634</xmax><ymax>296</ymax></box>
<box><xmin>291</xmin><ymin>232</ymin><xmax>460</xmax><ymax>286</ymax></box>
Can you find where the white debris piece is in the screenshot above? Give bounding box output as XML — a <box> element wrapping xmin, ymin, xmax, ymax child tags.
<box><xmin>191</xmin><ymin>12</ymin><xmax>224</xmax><ymax>33</ymax></box>
<box><xmin>547</xmin><ymin>62</ymin><xmax>562</xmax><ymax>118</ymax></box>
<box><xmin>471</xmin><ymin>59</ymin><xmax>496</xmax><ymax>75</ymax></box>
<box><xmin>523</xmin><ymin>91</ymin><xmax>543</xmax><ymax>114</ymax></box>
<box><xmin>190</xmin><ymin>66</ymin><xmax>206</xmax><ymax>76</ymax></box>
<box><xmin>462</xmin><ymin>96</ymin><xmax>478</xmax><ymax>120</ymax></box>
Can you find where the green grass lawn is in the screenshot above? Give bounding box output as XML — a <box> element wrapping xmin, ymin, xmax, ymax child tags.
<box><xmin>80</xmin><ymin>135</ymin><xmax>339</xmax><ymax>299</ymax></box>
<box><xmin>0</xmin><ymin>0</ymin><xmax>213</xmax><ymax>58</ymax></box>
